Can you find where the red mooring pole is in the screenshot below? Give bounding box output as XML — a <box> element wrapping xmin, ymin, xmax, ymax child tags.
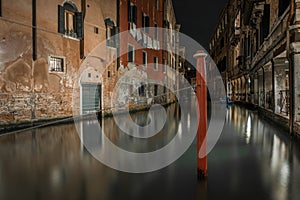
<box><xmin>194</xmin><ymin>50</ymin><xmax>207</xmax><ymax>179</ymax></box>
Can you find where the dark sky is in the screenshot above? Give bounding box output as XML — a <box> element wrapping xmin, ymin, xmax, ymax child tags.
<box><xmin>173</xmin><ymin>0</ymin><xmax>228</xmax><ymax>51</ymax></box>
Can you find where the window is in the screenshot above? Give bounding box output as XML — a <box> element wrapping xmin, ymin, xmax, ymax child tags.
<box><xmin>128</xmin><ymin>44</ymin><xmax>135</xmax><ymax>62</ymax></box>
<box><xmin>278</xmin><ymin>0</ymin><xmax>290</xmax><ymax>17</ymax></box>
<box><xmin>49</xmin><ymin>56</ymin><xmax>65</xmax><ymax>72</ymax></box>
<box><xmin>138</xmin><ymin>84</ymin><xmax>145</xmax><ymax>96</ymax></box>
<box><xmin>155</xmin><ymin>0</ymin><xmax>159</xmax><ymax>10</ymax></box>
<box><xmin>162</xmin><ymin>59</ymin><xmax>166</xmax><ymax>73</ymax></box>
<box><xmin>154</xmin><ymin>85</ymin><xmax>158</xmax><ymax>96</ymax></box>
<box><xmin>142</xmin><ymin>13</ymin><xmax>150</xmax><ymax>33</ymax></box>
<box><xmin>94</xmin><ymin>27</ymin><xmax>99</xmax><ymax>34</ymax></box>
<box><xmin>260</xmin><ymin>4</ymin><xmax>270</xmax><ymax>45</ymax></box>
<box><xmin>154</xmin><ymin>56</ymin><xmax>158</xmax><ymax>71</ymax></box>
<box><xmin>154</xmin><ymin>23</ymin><xmax>158</xmax><ymax>40</ymax></box>
<box><xmin>58</xmin><ymin>2</ymin><xmax>83</xmax><ymax>39</ymax></box>
<box><xmin>108</xmin><ymin>71</ymin><xmax>111</xmax><ymax>78</ymax></box>
<box><xmin>0</xmin><ymin>0</ymin><xmax>2</xmax><ymax>17</ymax></box>
<box><xmin>105</xmin><ymin>18</ymin><xmax>119</xmax><ymax>48</ymax></box>
<box><xmin>128</xmin><ymin>2</ymin><xmax>137</xmax><ymax>25</ymax></box>
<box><xmin>143</xmin><ymin>51</ymin><xmax>147</xmax><ymax>67</ymax></box>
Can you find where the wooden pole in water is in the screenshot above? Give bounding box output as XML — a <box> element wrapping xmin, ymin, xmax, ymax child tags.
<box><xmin>193</xmin><ymin>50</ymin><xmax>207</xmax><ymax>179</ymax></box>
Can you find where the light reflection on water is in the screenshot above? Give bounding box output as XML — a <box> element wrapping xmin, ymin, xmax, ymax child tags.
<box><xmin>0</xmin><ymin>103</ymin><xmax>197</xmax><ymax>200</ymax></box>
<box><xmin>209</xmin><ymin>105</ymin><xmax>300</xmax><ymax>200</ymax></box>
<box><xmin>0</xmin><ymin>104</ymin><xmax>300</xmax><ymax>200</ymax></box>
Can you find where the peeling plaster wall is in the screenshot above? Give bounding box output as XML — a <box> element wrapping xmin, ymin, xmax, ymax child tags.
<box><xmin>0</xmin><ymin>0</ymin><xmax>118</xmax><ymax>124</ymax></box>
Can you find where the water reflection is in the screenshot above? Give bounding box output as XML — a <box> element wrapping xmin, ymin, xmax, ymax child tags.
<box><xmin>0</xmin><ymin>104</ymin><xmax>197</xmax><ymax>200</ymax></box>
<box><xmin>209</xmin><ymin>105</ymin><xmax>300</xmax><ymax>200</ymax></box>
<box><xmin>1</xmin><ymin>104</ymin><xmax>300</xmax><ymax>200</ymax></box>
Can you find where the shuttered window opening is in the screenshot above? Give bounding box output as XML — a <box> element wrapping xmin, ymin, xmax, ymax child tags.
<box><xmin>58</xmin><ymin>2</ymin><xmax>83</xmax><ymax>39</ymax></box>
<box><xmin>81</xmin><ymin>83</ymin><xmax>101</xmax><ymax>114</ymax></box>
<box><xmin>128</xmin><ymin>1</ymin><xmax>137</xmax><ymax>25</ymax></box>
<box><xmin>105</xmin><ymin>18</ymin><xmax>119</xmax><ymax>48</ymax></box>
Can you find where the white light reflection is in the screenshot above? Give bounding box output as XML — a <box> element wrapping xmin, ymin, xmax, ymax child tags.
<box><xmin>178</xmin><ymin>122</ymin><xmax>182</xmax><ymax>140</ymax></box>
<box><xmin>51</xmin><ymin>167</ymin><xmax>63</xmax><ymax>190</ymax></box>
<box><xmin>245</xmin><ymin>115</ymin><xmax>251</xmax><ymax>144</ymax></box>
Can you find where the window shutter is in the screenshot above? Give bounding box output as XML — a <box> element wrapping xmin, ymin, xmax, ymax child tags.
<box><xmin>133</xmin><ymin>5</ymin><xmax>137</xmax><ymax>24</ymax></box>
<box><xmin>142</xmin><ymin>14</ymin><xmax>145</xmax><ymax>27</ymax></box>
<box><xmin>128</xmin><ymin>0</ymin><xmax>132</xmax><ymax>22</ymax></box>
<box><xmin>58</xmin><ymin>5</ymin><xmax>65</xmax><ymax>34</ymax></box>
<box><xmin>75</xmin><ymin>12</ymin><xmax>84</xmax><ymax>39</ymax></box>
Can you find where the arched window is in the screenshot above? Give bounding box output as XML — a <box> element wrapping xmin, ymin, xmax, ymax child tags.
<box><xmin>105</xmin><ymin>18</ymin><xmax>119</xmax><ymax>48</ymax></box>
<box><xmin>58</xmin><ymin>1</ymin><xmax>83</xmax><ymax>39</ymax></box>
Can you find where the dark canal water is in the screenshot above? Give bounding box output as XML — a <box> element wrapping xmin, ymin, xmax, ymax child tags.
<box><xmin>0</xmin><ymin>104</ymin><xmax>300</xmax><ymax>200</ymax></box>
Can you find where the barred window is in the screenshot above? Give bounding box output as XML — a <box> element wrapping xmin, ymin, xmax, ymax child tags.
<box><xmin>49</xmin><ymin>56</ymin><xmax>65</xmax><ymax>72</ymax></box>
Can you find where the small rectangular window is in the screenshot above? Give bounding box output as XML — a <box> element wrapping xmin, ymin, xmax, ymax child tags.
<box><xmin>154</xmin><ymin>85</ymin><xmax>158</xmax><ymax>96</ymax></box>
<box><xmin>0</xmin><ymin>0</ymin><xmax>2</xmax><ymax>17</ymax></box>
<box><xmin>155</xmin><ymin>0</ymin><xmax>159</xmax><ymax>10</ymax></box>
<box><xmin>154</xmin><ymin>23</ymin><xmax>158</xmax><ymax>40</ymax></box>
<box><xmin>162</xmin><ymin>59</ymin><xmax>166</xmax><ymax>73</ymax></box>
<box><xmin>143</xmin><ymin>51</ymin><xmax>147</xmax><ymax>67</ymax></box>
<box><xmin>94</xmin><ymin>27</ymin><xmax>99</xmax><ymax>34</ymax></box>
<box><xmin>154</xmin><ymin>56</ymin><xmax>158</xmax><ymax>71</ymax></box>
<box><xmin>128</xmin><ymin>44</ymin><xmax>135</xmax><ymax>62</ymax></box>
<box><xmin>49</xmin><ymin>56</ymin><xmax>65</xmax><ymax>72</ymax></box>
<box><xmin>138</xmin><ymin>84</ymin><xmax>145</xmax><ymax>96</ymax></box>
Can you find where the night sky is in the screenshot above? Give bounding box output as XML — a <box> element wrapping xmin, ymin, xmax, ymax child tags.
<box><xmin>173</xmin><ymin>0</ymin><xmax>228</xmax><ymax>51</ymax></box>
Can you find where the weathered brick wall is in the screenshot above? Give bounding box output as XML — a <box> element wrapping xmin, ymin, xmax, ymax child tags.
<box><xmin>0</xmin><ymin>92</ymin><xmax>73</xmax><ymax>123</ymax></box>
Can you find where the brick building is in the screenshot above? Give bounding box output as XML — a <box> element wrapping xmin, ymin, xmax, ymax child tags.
<box><xmin>0</xmin><ymin>0</ymin><xmax>180</xmax><ymax>126</ymax></box>
<box><xmin>210</xmin><ymin>0</ymin><xmax>300</xmax><ymax>135</ymax></box>
<box><xmin>116</xmin><ymin>0</ymin><xmax>180</xmax><ymax>108</ymax></box>
<box><xmin>0</xmin><ymin>0</ymin><xmax>118</xmax><ymax>124</ymax></box>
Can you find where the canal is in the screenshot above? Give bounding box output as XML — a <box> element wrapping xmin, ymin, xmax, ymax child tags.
<box><xmin>0</xmin><ymin>104</ymin><xmax>300</xmax><ymax>200</ymax></box>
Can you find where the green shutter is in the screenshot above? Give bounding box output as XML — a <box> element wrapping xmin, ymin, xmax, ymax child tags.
<box><xmin>58</xmin><ymin>5</ymin><xmax>65</xmax><ymax>34</ymax></box>
<box><xmin>75</xmin><ymin>12</ymin><xmax>84</xmax><ymax>39</ymax></box>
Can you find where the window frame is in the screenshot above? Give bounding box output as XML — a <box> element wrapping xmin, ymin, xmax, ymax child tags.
<box><xmin>138</xmin><ymin>84</ymin><xmax>145</xmax><ymax>97</ymax></box>
<box><xmin>142</xmin><ymin>51</ymin><xmax>147</xmax><ymax>68</ymax></box>
<box><xmin>154</xmin><ymin>23</ymin><xmax>158</xmax><ymax>40</ymax></box>
<box><xmin>58</xmin><ymin>2</ymin><xmax>83</xmax><ymax>40</ymax></box>
<box><xmin>48</xmin><ymin>55</ymin><xmax>66</xmax><ymax>73</ymax></box>
<box><xmin>128</xmin><ymin>44</ymin><xmax>135</xmax><ymax>63</ymax></box>
<box><xmin>142</xmin><ymin>13</ymin><xmax>150</xmax><ymax>33</ymax></box>
<box><xmin>154</xmin><ymin>56</ymin><xmax>158</xmax><ymax>71</ymax></box>
<box><xmin>162</xmin><ymin>58</ymin><xmax>166</xmax><ymax>73</ymax></box>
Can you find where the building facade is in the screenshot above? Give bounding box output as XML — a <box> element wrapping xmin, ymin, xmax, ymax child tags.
<box><xmin>116</xmin><ymin>0</ymin><xmax>180</xmax><ymax>108</ymax></box>
<box><xmin>0</xmin><ymin>0</ymin><xmax>180</xmax><ymax>126</ymax></box>
<box><xmin>210</xmin><ymin>0</ymin><xmax>300</xmax><ymax>135</ymax></box>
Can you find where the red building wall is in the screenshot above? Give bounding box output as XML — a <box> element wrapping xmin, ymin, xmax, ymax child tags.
<box><xmin>119</xmin><ymin>0</ymin><xmax>164</xmax><ymax>81</ymax></box>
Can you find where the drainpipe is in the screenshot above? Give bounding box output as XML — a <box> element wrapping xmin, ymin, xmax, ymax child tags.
<box><xmin>31</xmin><ymin>0</ymin><xmax>36</xmax><ymax>119</ymax></box>
<box><xmin>80</xmin><ymin>0</ymin><xmax>86</xmax><ymax>59</ymax></box>
<box><xmin>117</xmin><ymin>0</ymin><xmax>120</xmax><ymax>69</ymax></box>
<box><xmin>32</xmin><ymin>0</ymin><xmax>36</xmax><ymax>61</ymax></box>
